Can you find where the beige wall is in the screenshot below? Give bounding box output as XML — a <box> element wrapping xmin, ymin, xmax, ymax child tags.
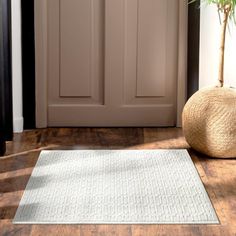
<box><xmin>200</xmin><ymin>4</ymin><xmax>236</xmax><ymax>89</ymax></box>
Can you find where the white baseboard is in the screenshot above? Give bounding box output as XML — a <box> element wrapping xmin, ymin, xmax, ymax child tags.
<box><xmin>13</xmin><ymin>117</ymin><xmax>24</xmax><ymax>133</ymax></box>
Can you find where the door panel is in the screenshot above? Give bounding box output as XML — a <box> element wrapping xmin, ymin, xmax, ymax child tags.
<box><xmin>60</xmin><ymin>0</ymin><xmax>93</xmax><ymax>97</ymax></box>
<box><xmin>136</xmin><ymin>0</ymin><xmax>167</xmax><ymax>97</ymax></box>
<box><xmin>47</xmin><ymin>0</ymin><xmax>179</xmax><ymax>126</ymax></box>
<box><xmin>60</xmin><ymin>0</ymin><xmax>104</xmax><ymax>100</ymax></box>
<box><xmin>48</xmin><ymin>0</ymin><xmax>104</xmax><ymax>106</ymax></box>
<box><xmin>124</xmin><ymin>0</ymin><xmax>178</xmax><ymax>105</ymax></box>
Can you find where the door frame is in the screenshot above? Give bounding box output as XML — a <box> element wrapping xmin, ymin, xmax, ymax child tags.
<box><xmin>35</xmin><ymin>0</ymin><xmax>188</xmax><ymax>128</ymax></box>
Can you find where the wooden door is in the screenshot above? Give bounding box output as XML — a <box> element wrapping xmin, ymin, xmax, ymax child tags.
<box><xmin>37</xmin><ymin>0</ymin><xmax>185</xmax><ymax>127</ymax></box>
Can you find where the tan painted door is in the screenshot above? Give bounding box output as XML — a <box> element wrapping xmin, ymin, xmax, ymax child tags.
<box><xmin>46</xmin><ymin>0</ymin><xmax>179</xmax><ymax>126</ymax></box>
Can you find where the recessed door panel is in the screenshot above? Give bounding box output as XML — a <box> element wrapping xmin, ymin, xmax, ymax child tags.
<box><xmin>136</xmin><ymin>0</ymin><xmax>167</xmax><ymax>97</ymax></box>
<box><xmin>60</xmin><ymin>0</ymin><xmax>92</xmax><ymax>97</ymax></box>
<box><xmin>124</xmin><ymin>0</ymin><xmax>178</xmax><ymax>105</ymax></box>
<box><xmin>59</xmin><ymin>0</ymin><xmax>104</xmax><ymax>102</ymax></box>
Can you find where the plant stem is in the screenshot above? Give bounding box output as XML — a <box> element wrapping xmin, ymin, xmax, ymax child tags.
<box><xmin>218</xmin><ymin>4</ymin><xmax>231</xmax><ymax>87</ymax></box>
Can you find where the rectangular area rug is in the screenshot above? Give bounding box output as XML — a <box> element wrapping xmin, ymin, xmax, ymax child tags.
<box><xmin>13</xmin><ymin>150</ymin><xmax>219</xmax><ymax>224</ymax></box>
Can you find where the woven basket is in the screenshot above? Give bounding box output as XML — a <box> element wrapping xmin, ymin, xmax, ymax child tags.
<box><xmin>182</xmin><ymin>86</ymin><xmax>236</xmax><ymax>158</ymax></box>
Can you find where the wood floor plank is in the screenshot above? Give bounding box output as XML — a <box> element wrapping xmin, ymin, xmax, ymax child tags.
<box><xmin>0</xmin><ymin>128</ymin><xmax>235</xmax><ymax>236</ymax></box>
<box><xmin>30</xmin><ymin>225</ymin><xmax>81</xmax><ymax>236</ymax></box>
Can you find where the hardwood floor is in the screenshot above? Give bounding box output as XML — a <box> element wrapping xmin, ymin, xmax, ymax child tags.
<box><xmin>0</xmin><ymin>128</ymin><xmax>236</xmax><ymax>236</ymax></box>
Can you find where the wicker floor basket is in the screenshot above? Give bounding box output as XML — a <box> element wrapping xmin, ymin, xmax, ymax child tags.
<box><xmin>182</xmin><ymin>86</ymin><xmax>236</xmax><ymax>158</ymax></box>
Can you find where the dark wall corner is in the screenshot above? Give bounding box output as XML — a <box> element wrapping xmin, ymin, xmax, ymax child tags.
<box><xmin>21</xmin><ymin>0</ymin><xmax>36</xmax><ymax>129</ymax></box>
<box><xmin>187</xmin><ymin>0</ymin><xmax>200</xmax><ymax>99</ymax></box>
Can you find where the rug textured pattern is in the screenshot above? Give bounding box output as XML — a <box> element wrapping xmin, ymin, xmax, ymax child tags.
<box><xmin>13</xmin><ymin>150</ymin><xmax>219</xmax><ymax>224</ymax></box>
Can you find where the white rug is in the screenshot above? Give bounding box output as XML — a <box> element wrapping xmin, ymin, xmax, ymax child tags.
<box><xmin>13</xmin><ymin>150</ymin><xmax>219</xmax><ymax>224</ymax></box>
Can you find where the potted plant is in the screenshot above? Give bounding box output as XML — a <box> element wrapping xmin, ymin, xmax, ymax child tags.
<box><xmin>183</xmin><ymin>0</ymin><xmax>236</xmax><ymax>158</ymax></box>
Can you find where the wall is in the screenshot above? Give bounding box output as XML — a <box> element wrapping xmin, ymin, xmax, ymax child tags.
<box><xmin>200</xmin><ymin>4</ymin><xmax>236</xmax><ymax>88</ymax></box>
<box><xmin>11</xmin><ymin>0</ymin><xmax>23</xmax><ymax>133</ymax></box>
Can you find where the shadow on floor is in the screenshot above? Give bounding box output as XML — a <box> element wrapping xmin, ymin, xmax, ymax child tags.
<box><xmin>0</xmin><ymin>154</ymin><xmax>38</xmax><ymax>174</ymax></box>
<box><xmin>0</xmin><ymin>175</ymin><xmax>48</xmax><ymax>193</ymax></box>
<box><xmin>0</xmin><ymin>205</ymin><xmax>19</xmax><ymax>220</ymax></box>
